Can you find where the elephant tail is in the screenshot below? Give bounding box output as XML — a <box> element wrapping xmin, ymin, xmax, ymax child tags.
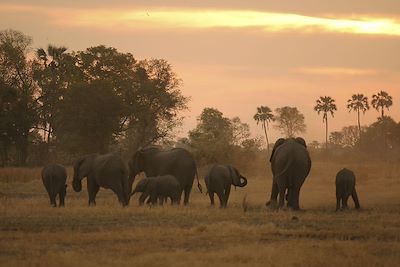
<box><xmin>195</xmin><ymin>170</ymin><xmax>203</xmax><ymax>194</ymax></box>
<box><xmin>275</xmin><ymin>158</ymin><xmax>294</xmax><ymax>186</ymax></box>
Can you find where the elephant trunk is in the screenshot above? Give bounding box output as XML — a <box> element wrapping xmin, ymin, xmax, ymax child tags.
<box><xmin>72</xmin><ymin>178</ymin><xmax>82</xmax><ymax>192</ymax></box>
<box><xmin>237</xmin><ymin>176</ymin><xmax>247</xmax><ymax>187</ymax></box>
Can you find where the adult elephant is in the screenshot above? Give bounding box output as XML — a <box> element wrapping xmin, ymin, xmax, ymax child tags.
<box><xmin>129</xmin><ymin>147</ymin><xmax>202</xmax><ymax>205</ymax></box>
<box><xmin>72</xmin><ymin>154</ymin><xmax>133</xmax><ymax>206</ymax></box>
<box><xmin>266</xmin><ymin>137</ymin><xmax>311</xmax><ymax>210</ymax></box>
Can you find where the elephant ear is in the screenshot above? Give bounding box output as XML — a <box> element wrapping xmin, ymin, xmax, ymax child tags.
<box><xmin>295</xmin><ymin>137</ymin><xmax>307</xmax><ymax>148</ymax></box>
<box><xmin>269</xmin><ymin>138</ymin><xmax>286</xmax><ymax>162</ymax></box>
<box><xmin>73</xmin><ymin>157</ymin><xmax>86</xmax><ymax>179</ymax></box>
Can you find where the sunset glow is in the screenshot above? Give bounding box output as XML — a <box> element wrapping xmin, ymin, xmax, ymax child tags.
<box><xmin>67</xmin><ymin>9</ymin><xmax>400</xmax><ymax>36</ymax></box>
<box><xmin>0</xmin><ymin>2</ymin><xmax>398</xmax><ymax>142</ymax></box>
<box><xmin>1</xmin><ymin>4</ymin><xmax>400</xmax><ymax>36</ymax></box>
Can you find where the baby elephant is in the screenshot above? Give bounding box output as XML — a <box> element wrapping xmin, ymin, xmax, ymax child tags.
<box><xmin>204</xmin><ymin>165</ymin><xmax>247</xmax><ymax>208</ymax></box>
<box><xmin>131</xmin><ymin>175</ymin><xmax>181</xmax><ymax>205</ymax></box>
<box><xmin>335</xmin><ymin>168</ymin><xmax>360</xmax><ymax>211</ymax></box>
<box><xmin>42</xmin><ymin>163</ymin><xmax>67</xmax><ymax>207</ymax></box>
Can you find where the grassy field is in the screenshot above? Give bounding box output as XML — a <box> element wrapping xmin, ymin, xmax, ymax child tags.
<box><xmin>1</xmin><ymin>161</ymin><xmax>400</xmax><ymax>267</ymax></box>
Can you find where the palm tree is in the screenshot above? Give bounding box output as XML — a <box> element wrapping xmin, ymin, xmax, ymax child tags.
<box><xmin>253</xmin><ymin>106</ymin><xmax>274</xmax><ymax>153</ymax></box>
<box><xmin>35</xmin><ymin>45</ymin><xmax>68</xmax><ymax>143</ymax></box>
<box><xmin>314</xmin><ymin>96</ymin><xmax>337</xmax><ymax>150</ymax></box>
<box><xmin>371</xmin><ymin>90</ymin><xmax>393</xmax><ymax>119</ymax></box>
<box><xmin>347</xmin><ymin>94</ymin><xmax>369</xmax><ymax>139</ymax></box>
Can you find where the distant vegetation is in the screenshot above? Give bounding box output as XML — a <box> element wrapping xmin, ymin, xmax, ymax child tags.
<box><xmin>0</xmin><ymin>29</ymin><xmax>398</xmax><ymax>167</ymax></box>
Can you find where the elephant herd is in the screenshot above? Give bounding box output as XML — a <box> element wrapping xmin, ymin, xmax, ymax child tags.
<box><xmin>41</xmin><ymin>138</ymin><xmax>360</xmax><ymax>211</ymax></box>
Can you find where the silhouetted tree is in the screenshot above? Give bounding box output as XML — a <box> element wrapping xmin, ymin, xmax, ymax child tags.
<box><xmin>314</xmin><ymin>96</ymin><xmax>337</xmax><ymax>150</ymax></box>
<box><xmin>253</xmin><ymin>106</ymin><xmax>274</xmax><ymax>153</ymax></box>
<box><xmin>341</xmin><ymin>126</ymin><xmax>360</xmax><ymax>148</ymax></box>
<box><xmin>371</xmin><ymin>90</ymin><xmax>393</xmax><ymax>119</ymax></box>
<box><xmin>188</xmin><ymin>108</ymin><xmax>259</xmax><ymax>165</ymax></box>
<box><xmin>274</xmin><ymin>106</ymin><xmax>306</xmax><ymax>138</ymax></box>
<box><xmin>34</xmin><ymin>45</ymin><xmax>69</xmax><ymax>144</ymax></box>
<box><xmin>347</xmin><ymin>94</ymin><xmax>369</xmax><ymax>139</ymax></box>
<box><xmin>329</xmin><ymin>131</ymin><xmax>344</xmax><ymax>147</ymax></box>
<box><xmin>0</xmin><ymin>29</ymin><xmax>38</xmax><ymax>165</ymax></box>
<box><xmin>56</xmin><ymin>80</ymin><xmax>125</xmax><ymax>154</ymax></box>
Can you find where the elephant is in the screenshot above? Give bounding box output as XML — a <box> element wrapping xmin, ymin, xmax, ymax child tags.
<box><xmin>72</xmin><ymin>153</ymin><xmax>133</xmax><ymax>206</ymax></box>
<box><xmin>129</xmin><ymin>147</ymin><xmax>202</xmax><ymax>205</ymax></box>
<box><xmin>131</xmin><ymin>175</ymin><xmax>181</xmax><ymax>205</ymax></box>
<box><xmin>42</xmin><ymin>163</ymin><xmax>67</xmax><ymax>207</ymax></box>
<box><xmin>204</xmin><ymin>165</ymin><xmax>247</xmax><ymax>208</ymax></box>
<box><xmin>266</xmin><ymin>137</ymin><xmax>311</xmax><ymax>210</ymax></box>
<box><xmin>335</xmin><ymin>168</ymin><xmax>360</xmax><ymax>211</ymax></box>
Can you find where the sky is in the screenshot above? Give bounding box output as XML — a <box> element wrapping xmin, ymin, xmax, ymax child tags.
<box><xmin>1</xmin><ymin>0</ymin><xmax>399</xmax><ymax>144</ymax></box>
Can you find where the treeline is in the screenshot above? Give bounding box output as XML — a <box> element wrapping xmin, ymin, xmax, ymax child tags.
<box><xmin>252</xmin><ymin>93</ymin><xmax>398</xmax><ymax>161</ymax></box>
<box><xmin>0</xmin><ymin>29</ymin><xmax>397</xmax><ymax>167</ymax></box>
<box><xmin>0</xmin><ymin>29</ymin><xmax>187</xmax><ymax>166</ymax></box>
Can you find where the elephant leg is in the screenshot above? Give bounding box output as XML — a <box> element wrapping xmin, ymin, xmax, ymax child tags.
<box><xmin>158</xmin><ymin>196</ymin><xmax>164</xmax><ymax>206</ymax></box>
<box><xmin>277</xmin><ymin>186</ymin><xmax>286</xmax><ymax>209</ymax></box>
<box><xmin>266</xmin><ymin>180</ymin><xmax>278</xmax><ymax>208</ymax></box>
<box><xmin>87</xmin><ymin>180</ymin><xmax>100</xmax><ymax>206</ymax></box>
<box><xmin>288</xmin><ymin>187</ymin><xmax>300</xmax><ymax>210</ymax></box>
<box><xmin>352</xmin><ymin>189</ymin><xmax>360</xmax><ymax>209</ymax></box>
<box><xmin>208</xmin><ymin>191</ymin><xmax>215</xmax><ymax>206</ymax></box>
<box><xmin>336</xmin><ymin>194</ymin><xmax>341</xmax><ymax>211</ymax></box>
<box><xmin>49</xmin><ymin>193</ymin><xmax>57</xmax><ymax>207</ymax></box>
<box><xmin>224</xmin><ymin>185</ymin><xmax>231</xmax><ymax>208</ymax></box>
<box><xmin>138</xmin><ymin>193</ymin><xmax>148</xmax><ymax>206</ymax></box>
<box><xmin>342</xmin><ymin>196</ymin><xmax>349</xmax><ymax>209</ymax></box>
<box><xmin>183</xmin><ymin>185</ymin><xmax>192</xmax><ymax>205</ymax></box>
<box><xmin>216</xmin><ymin>191</ymin><xmax>224</xmax><ymax>208</ymax></box>
<box><xmin>59</xmin><ymin>191</ymin><xmax>65</xmax><ymax>207</ymax></box>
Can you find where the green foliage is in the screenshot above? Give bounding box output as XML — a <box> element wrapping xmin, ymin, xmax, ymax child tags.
<box><xmin>188</xmin><ymin>108</ymin><xmax>262</xmax><ymax>165</ymax></box>
<box><xmin>274</xmin><ymin>106</ymin><xmax>306</xmax><ymax>138</ymax></box>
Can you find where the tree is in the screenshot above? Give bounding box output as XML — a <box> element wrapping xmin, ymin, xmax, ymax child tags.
<box><xmin>371</xmin><ymin>90</ymin><xmax>393</xmax><ymax>119</ymax></box>
<box><xmin>121</xmin><ymin>59</ymin><xmax>188</xmax><ymax>153</ymax></box>
<box><xmin>341</xmin><ymin>126</ymin><xmax>360</xmax><ymax>148</ymax></box>
<box><xmin>274</xmin><ymin>106</ymin><xmax>306</xmax><ymax>138</ymax></box>
<box><xmin>329</xmin><ymin>131</ymin><xmax>344</xmax><ymax>147</ymax></box>
<box><xmin>188</xmin><ymin>108</ymin><xmax>259</xmax><ymax>165</ymax></box>
<box><xmin>0</xmin><ymin>29</ymin><xmax>38</xmax><ymax>165</ymax></box>
<box><xmin>314</xmin><ymin>96</ymin><xmax>337</xmax><ymax>150</ymax></box>
<box><xmin>33</xmin><ymin>45</ymin><xmax>69</xmax><ymax>145</ymax></box>
<box><xmin>347</xmin><ymin>94</ymin><xmax>369</xmax><ymax>139</ymax></box>
<box><xmin>360</xmin><ymin>116</ymin><xmax>399</xmax><ymax>155</ymax></box>
<box><xmin>55</xmin><ymin>80</ymin><xmax>125</xmax><ymax>154</ymax></box>
<box><xmin>253</xmin><ymin>106</ymin><xmax>274</xmax><ymax>153</ymax></box>
<box><xmin>188</xmin><ymin>108</ymin><xmax>233</xmax><ymax>164</ymax></box>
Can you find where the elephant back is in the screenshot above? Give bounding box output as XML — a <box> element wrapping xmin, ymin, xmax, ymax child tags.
<box><xmin>271</xmin><ymin>138</ymin><xmax>311</xmax><ymax>183</ymax></box>
<box><xmin>140</xmin><ymin>147</ymin><xmax>197</xmax><ymax>186</ymax></box>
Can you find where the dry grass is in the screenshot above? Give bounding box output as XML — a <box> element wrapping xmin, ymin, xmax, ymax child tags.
<box><xmin>1</xmin><ymin>161</ymin><xmax>400</xmax><ymax>267</ymax></box>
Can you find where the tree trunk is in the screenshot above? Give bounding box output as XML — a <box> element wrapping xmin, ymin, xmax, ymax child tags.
<box><xmin>15</xmin><ymin>136</ymin><xmax>29</xmax><ymax>166</ymax></box>
<box><xmin>357</xmin><ymin>109</ymin><xmax>361</xmax><ymax>140</ymax></box>
<box><xmin>325</xmin><ymin>117</ymin><xmax>328</xmax><ymax>150</ymax></box>
<box><xmin>263</xmin><ymin>121</ymin><xmax>270</xmax><ymax>154</ymax></box>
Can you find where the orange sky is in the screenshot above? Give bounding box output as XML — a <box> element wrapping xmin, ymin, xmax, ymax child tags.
<box><xmin>1</xmin><ymin>1</ymin><xmax>399</xmax><ymax>144</ymax></box>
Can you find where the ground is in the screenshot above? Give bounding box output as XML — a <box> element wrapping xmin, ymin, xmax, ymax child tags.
<box><xmin>0</xmin><ymin>161</ymin><xmax>400</xmax><ymax>267</ymax></box>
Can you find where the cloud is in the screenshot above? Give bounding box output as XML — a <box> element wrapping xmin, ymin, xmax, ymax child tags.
<box><xmin>1</xmin><ymin>4</ymin><xmax>400</xmax><ymax>37</ymax></box>
<box><xmin>295</xmin><ymin>67</ymin><xmax>378</xmax><ymax>76</ymax></box>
